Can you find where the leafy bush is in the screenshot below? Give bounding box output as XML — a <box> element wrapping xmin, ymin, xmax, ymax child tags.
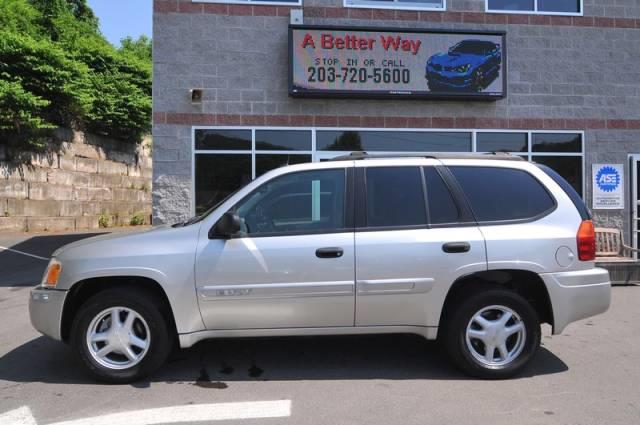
<box><xmin>129</xmin><ymin>212</ymin><xmax>146</xmax><ymax>226</ymax></box>
<box><xmin>98</xmin><ymin>213</ymin><xmax>109</xmax><ymax>228</ymax></box>
<box><xmin>0</xmin><ymin>0</ymin><xmax>151</xmax><ymax>149</ymax></box>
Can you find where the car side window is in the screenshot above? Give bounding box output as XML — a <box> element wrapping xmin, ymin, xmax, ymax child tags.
<box><xmin>449</xmin><ymin>166</ymin><xmax>556</xmax><ymax>223</ymax></box>
<box><xmin>234</xmin><ymin>169</ymin><xmax>346</xmax><ymax>236</ymax></box>
<box><xmin>365</xmin><ymin>167</ymin><xmax>427</xmax><ymax>228</ymax></box>
<box><xmin>424</xmin><ymin>167</ymin><xmax>459</xmax><ymax>225</ymax></box>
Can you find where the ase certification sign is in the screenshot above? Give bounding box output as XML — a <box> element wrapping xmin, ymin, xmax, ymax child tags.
<box><xmin>289</xmin><ymin>25</ymin><xmax>506</xmax><ymax>100</ymax></box>
<box><xmin>593</xmin><ymin>164</ymin><xmax>624</xmax><ymax>210</ymax></box>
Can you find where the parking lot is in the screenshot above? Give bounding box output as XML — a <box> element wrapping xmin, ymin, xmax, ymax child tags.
<box><xmin>0</xmin><ymin>232</ymin><xmax>639</xmax><ymax>425</ymax></box>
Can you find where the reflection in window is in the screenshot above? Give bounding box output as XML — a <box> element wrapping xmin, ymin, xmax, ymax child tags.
<box><xmin>256</xmin><ymin>155</ymin><xmax>312</xmax><ymax>177</ymax></box>
<box><xmin>195</xmin><ymin>130</ymin><xmax>251</xmax><ymax>150</ymax></box>
<box><xmin>532</xmin><ymin>133</ymin><xmax>582</xmax><ymax>153</ymax></box>
<box><xmin>195</xmin><ymin>154</ymin><xmax>251</xmax><ymax>214</ymax></box>
<box><xmin>255</xmin><ymin>130</ymin><xmax>312</xmax><ymax>151</ymax></box>
<box><xmin>533</xmin><ymin>156</ymin><xmax>583</xmax><ymax>196</ymax></box>
<box><xmin>235</xmin><ymin>169</ymin><xmax>345</xmax><ymax>235</ymax></box>
<box><xmin>477</xmin><ymin>133</ymin><xmax>527</xmax><ymax>153</ymax></box>
<box><xmin>316</xmin><ymin>131</ymin><xmax>471</xmax><ymax>152</ymax></box>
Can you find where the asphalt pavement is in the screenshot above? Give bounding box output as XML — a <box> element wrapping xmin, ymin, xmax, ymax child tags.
<box><xmin>0</xmin><ymin>231</ymin><xmax>638</xmax><ymax>424</ymax></box>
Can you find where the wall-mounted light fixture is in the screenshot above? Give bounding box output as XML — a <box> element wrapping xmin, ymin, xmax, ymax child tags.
<box><xmin>190</xmin><ymin>89</ymin><xmax>203</xmax><ymax>104</ymax></box>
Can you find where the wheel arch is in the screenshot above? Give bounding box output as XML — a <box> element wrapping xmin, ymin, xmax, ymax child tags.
<box><xmin>439</xmin><ymin>269</ymin><xmax>554</xmax><ymax>332</ymax></box>
<box><xmin>61</xmin><ymin>276</ymin><xmax>178</xmax><ymax>343</ymax></box>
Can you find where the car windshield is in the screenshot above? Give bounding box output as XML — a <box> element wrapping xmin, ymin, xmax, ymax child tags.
<box><xmin>450</xmin><ymin>42</ymin><xmax>489</xmax><ymax>55</ymax></box>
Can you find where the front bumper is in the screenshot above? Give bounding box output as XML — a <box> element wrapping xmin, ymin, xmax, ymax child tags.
<box><xmin>29</xmin><ymin>287</ymin><xmax>68</xmax><ymax>341</ymax></box>
<box><xmin>541</xmin><ymin>267</ymin><xmax>611</xmax><ymax>335</ymax></box>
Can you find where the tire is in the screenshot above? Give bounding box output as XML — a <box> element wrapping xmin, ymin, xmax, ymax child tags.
<box><xmin>70</xmin><ymin>287</ymin><xmax>172</xmax><ymax>383</ymax></box>
<box><xmin>443</xmin><ymin>288</ymin><xmax>541</xmax><ymax>379</ymax></box>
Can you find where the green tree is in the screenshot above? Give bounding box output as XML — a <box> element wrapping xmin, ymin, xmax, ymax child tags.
<box><xmin>120</xmin><ymin>35</ymin><xmax>152</xmax><ymax>63</ymax></box>
<box><xmin>0</xmin><ymin>0</ymin><xmax>151</xmax><ymax>149</ymax></box>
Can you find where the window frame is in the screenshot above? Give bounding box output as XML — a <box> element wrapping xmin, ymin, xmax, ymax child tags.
<box><xmin>343</xmin><ymin>0</ymin><xmax>446</xmax><ymax>12</ymax></box>
<box><xmin>192</xmin><ymin>127</ymin><xmax>585</xmax><ymax>218</ymax></box>
<box><xmin>192</xmin><ymin>0</ymin><xmax>302</xmax><ymax>6</ymax></box>
<box><xmin>485</xmin><ymin>0</ymin><xmax>583</xmax><ymax>16</ymax></box>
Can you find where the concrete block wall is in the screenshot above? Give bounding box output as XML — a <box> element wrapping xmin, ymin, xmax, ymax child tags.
<box><xmin>152</xmin><ymin>0</ymin><xmax>640</xmax><ymax>231</ymax></box>
<box><xmin>0</xmin><ymin>130</ymin><xmax>152</xmax><ymax>232</ymax></box>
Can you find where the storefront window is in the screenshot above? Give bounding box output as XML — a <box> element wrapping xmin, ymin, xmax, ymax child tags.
<box><xmin>487</xmin><ymin>0</ymin><xmax>581</xmax><ymax>14</ymax></box>
<box><xmin>193</xmin><ymin>128</ymin><xmax>584</xmax><ymax>215</ymax></box>
<box><xmin>532</xmin><ymin>133</ymin><xmax>582</xmax><ymax>153</ymax></box>
<box><xmin>477</xmin><ymin>132</ymin><xmax>527</xmax><ymax>153</ymax></box>
<box><xmin>344</xmin><ymin>0</ymin><xmax>445</xmax><ymax>11</ymax></box>
<box><xmin>195</xmin><ymin>130</ymin><xmax>251</xmax><ymax>150</ymax></box>
<box><xmin>532</xmin><ymin>156</ymin><xmax>583</xmax><ymax>196</ymax></box>
<box><xmin>195</xmin><ymin>154</ymin><xmax>251</xmax><ymax>215</ymax></box>
<box><xmin>316</xmin><ymin>131</ymin><xmax>471</xmax><ymax>152</ymax></box>
<box><xmin>255</xmin><ymin>130</ymin><xmax>312</xmax><ymax>151</ymax></box>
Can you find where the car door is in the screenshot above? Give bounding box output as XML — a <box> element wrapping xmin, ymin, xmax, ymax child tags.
<box><xmin>195</xmin><ymin>166</ymin><xmax>355</xmax><ymax>330</ymax></box>
<box><xmin>354</xmin><ymin>163</ymin><xmax>487</xmax><ymax>328</ymax></box>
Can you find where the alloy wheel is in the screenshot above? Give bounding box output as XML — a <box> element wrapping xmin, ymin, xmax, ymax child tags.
<box><xmin>85</xmin><ymin>306</ymin><xmax>151</xmax><ymax>370</ymax></box>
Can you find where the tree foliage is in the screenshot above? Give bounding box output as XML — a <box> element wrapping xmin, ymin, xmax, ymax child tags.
<box><xmin>0</xmin><ymin>0</ymin><xmax>151</xmax><ymax>149</ymax></box>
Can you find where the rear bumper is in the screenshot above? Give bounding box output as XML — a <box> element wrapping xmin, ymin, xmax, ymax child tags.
<box><xmin>540</xmin><ymin>267</ymin><xmax>611</xmax><ymax>335</ymax></box>
<box><xmin>29</xmin><ymin>287</ymin><xmax>67</xmax><ymax>341</ymax></box>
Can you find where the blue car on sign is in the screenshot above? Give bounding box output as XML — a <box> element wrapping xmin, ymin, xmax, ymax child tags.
<box><xmin>426</xmin><ymin>39</ymin><xmax>502</xmax><ymax>92</ymax></box>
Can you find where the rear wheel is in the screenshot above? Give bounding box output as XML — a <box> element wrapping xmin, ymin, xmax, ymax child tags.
<box><xmin>71</xmin><ymin>288</ymin><xmax>171</xmax><ymax>383</ymax></box>
<box><xmin>443</xmin><ymin>289</ymin><xmax>541</xmax><ymax>379</ymax></box>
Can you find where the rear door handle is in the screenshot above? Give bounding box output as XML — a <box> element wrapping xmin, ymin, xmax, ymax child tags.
<box><xmin>442</xmin><ymin>242</ymin><xmax>471</xmax><ymax>254</ymax></box>
<box><xmin>316</xmin><ymin>247</ymin><xmax>344</xmax><ymax>259</ymax></box>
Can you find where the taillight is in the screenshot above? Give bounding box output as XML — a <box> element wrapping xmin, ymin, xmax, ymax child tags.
<box><xmin>577</xmin><ymin>220</ymin><xmax>595</xmax><ymax>261</ymax></box>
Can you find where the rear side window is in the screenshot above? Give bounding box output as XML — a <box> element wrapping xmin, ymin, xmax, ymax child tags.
<box><xmin>424</xmin><ymin>167</ymin><xmax>459</xmax><ymax>225</ymax></box>
<box><xmin>449</xmin><ymin>166</ymin><xmax>555</xmax><ymax>223</ymax></box>
<box><xmin>536</xmin><ymin>164</ymin><xmax>591</xmax><ymax>220</ymax></box>
<box><xmin>365</xmin><ymin>167</ymin><xmax>427</xmax><ymax>228</ymax></box>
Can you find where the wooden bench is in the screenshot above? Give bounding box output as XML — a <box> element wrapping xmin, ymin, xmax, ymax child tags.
<box><xmin>595</xmin><ymin>227</ymin><xmax>639</xmax><ymax>260</ymax></box>
<box><xmin>595</xmin><ymin>227</ymin><xmax>639</xmax><ymax>285</ymax></box>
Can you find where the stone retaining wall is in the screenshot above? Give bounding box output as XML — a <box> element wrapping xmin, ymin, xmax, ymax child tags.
<box><xmin>0</xmin><ymin>129</ymin><xmax>152</xmax><ymax>232</ymax></box>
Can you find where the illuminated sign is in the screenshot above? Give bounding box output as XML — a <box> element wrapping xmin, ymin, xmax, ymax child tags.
<box><xmin>289</xmin><ymin>25</ymin><xmax>506</xmax><ymax>100</ymax></box>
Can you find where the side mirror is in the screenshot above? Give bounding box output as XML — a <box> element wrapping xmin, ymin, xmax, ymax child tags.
<box><xmin>209</xmin><ymin>211</ymin><xmax>241</xmax><ymax>239</ymax></box>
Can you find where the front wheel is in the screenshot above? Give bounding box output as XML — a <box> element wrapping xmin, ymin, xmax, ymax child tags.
<box><xmin>71</xmin><ymin>288</ymin><xmax>172</xmax><ymax>383</ymax></box>
<box><xmin>443</xmin><ymin>289</ymin><xmax>541</xmax><ymax>379</ymax></box>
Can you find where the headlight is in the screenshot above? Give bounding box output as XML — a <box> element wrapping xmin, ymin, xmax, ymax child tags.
<box><xmin>42</xmin><ymin>258</ymin><xmax>62</xmax><ymax>288</ymax></box>
<box><xmin>455</xmin><ymin>64</ymin><xmax>471</xmax><ymax>73</ymax></box>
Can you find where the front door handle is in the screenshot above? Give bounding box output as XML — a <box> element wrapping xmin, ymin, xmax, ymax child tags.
<box><xmin>316</xmin><ymin>247</ymin><xmax>344</xmax><ymax>259</ymax></box>
<box><xmin>442</xmin><ymin>242</ymin><xmax>471</xmax><ymax>254</ymax></box>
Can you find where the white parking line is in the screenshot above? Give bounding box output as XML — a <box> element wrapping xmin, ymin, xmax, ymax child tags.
<box><xmin>48</xmin><ymin>400</ymin><xmax>292</xmax><ymax>425</ymax></box>
<box><xmin>0</xmin><ymin>246</ymin><xmax>49</xmax><ymax>261</ymax></box>
<box><xmin>0</xmin><ymin>406</ymin><xmax>37</xmax><ymax>425</ymax></box>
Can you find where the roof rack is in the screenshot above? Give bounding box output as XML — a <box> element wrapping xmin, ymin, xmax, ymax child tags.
<box><xmin>330</xmin><ymin>151</ymin><xmax>525</xmax><ymax>162</ymax></box>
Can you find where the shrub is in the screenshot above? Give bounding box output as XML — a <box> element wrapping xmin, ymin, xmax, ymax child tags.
<box><xmin>129</xmin><ymin>212</ymin><xmax>145</xmax><ymax>226</ymax></box>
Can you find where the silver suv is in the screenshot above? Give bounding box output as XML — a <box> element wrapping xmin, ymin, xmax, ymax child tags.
<box><xmin>30</xmin><ymin>153</ymin><xmax>611</xmax><ymax>382</ymax></box>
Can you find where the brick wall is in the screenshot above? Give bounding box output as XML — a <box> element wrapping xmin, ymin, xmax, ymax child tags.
<box><xmin>0</xmin><ymin>129</ymin><xmax>152</xmax><ymax>232</ymax></box>
<box><xmin>152</xmin><ymin>0</ymin><xmax>640</xmax><ymax>231</ymax></box>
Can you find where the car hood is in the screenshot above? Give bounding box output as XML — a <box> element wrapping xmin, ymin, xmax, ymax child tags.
<box><xmin>52</xmin><ymin>225</ymin><xmax>173</xmax><ymax>258</ymax></box>
<box><xmin>429</xmin><ymin>52</ymin><xmax>481</xmax><ymax>67</ymax></box>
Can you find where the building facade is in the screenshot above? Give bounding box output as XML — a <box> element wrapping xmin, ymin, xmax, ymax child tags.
<box><xmin>152</xmin><ymin>0</ymin><xmax>640</xmax><ymax>252</ymax></box>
